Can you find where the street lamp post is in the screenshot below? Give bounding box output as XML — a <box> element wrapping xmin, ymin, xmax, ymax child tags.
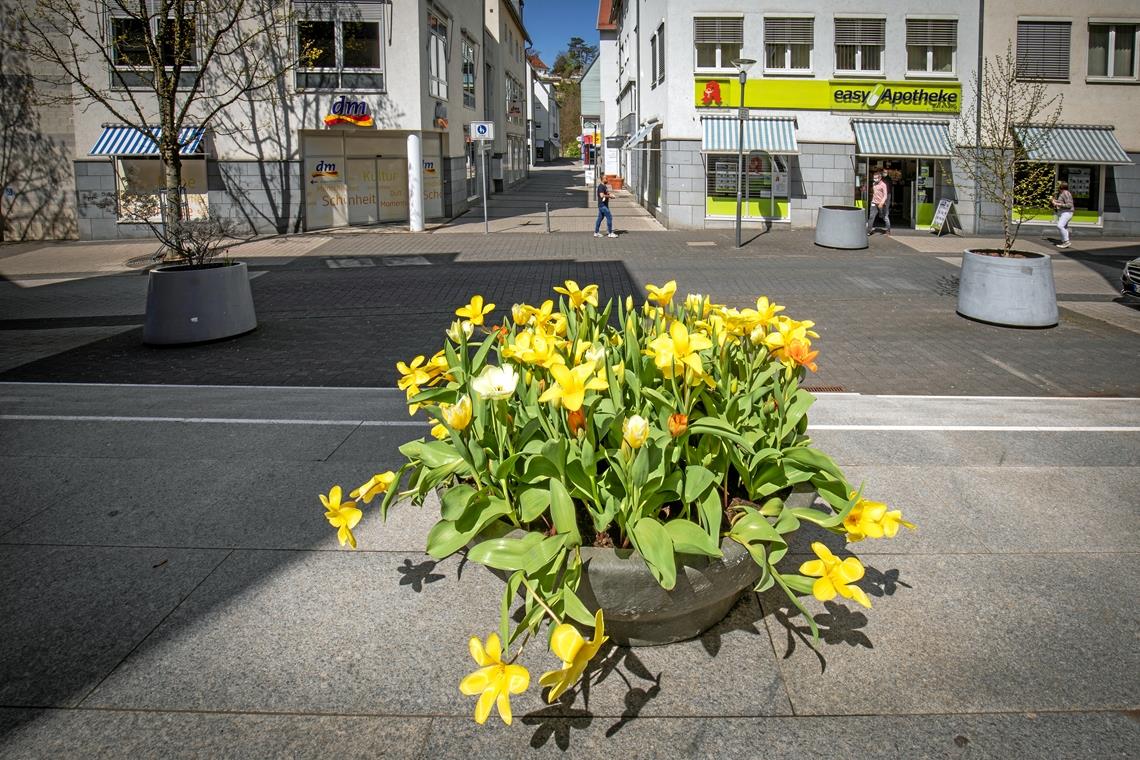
<box><xmin>731</xmin><ymin>58</ymin><xmax>755</xmax><ymax>249</ymax></box>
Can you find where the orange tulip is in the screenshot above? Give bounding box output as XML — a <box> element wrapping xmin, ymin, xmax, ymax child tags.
<box><xmin>567</xmin><ymin>408</ymin><xmax>586</xmax><ymax>437</ymax></box>
<box><xmin>784</xmin><ymin>338</ymin><xmax>819</xmax><ymax>373</ymax></box>
<box><xmin>668</xmin><ymin>413</ymin><xmax>689</xmax><ymax>437</ymax></box>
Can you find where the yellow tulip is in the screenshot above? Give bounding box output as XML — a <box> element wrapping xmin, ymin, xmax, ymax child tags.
<box><xmin>447</xmin><ymin>319</ymin><xmax>474</xmax><ymax>343</ymax></box>
<box><xmin>755</xmin><ymin>295</ymin><xmax>785</xmax><ymax>326</ymax></box>
<box><xmin>646</xmin><ymin>320</ymin><xmax>712</xmax><ymax>382</ymax></box>
<box><xmin>622</xmin><ymin>415</ymin><xmax>650</xmax><ymax>448</ymax></box>
<box><xmin>538</xmin><ymin>361</ymin><xmax>608</xmax><ymax>412</ymax></box>
<box><xmin>539</xmin><ymin>609</ymin><xmax>608</xmax><ymax>703</ymax></box>
<box><xmin>396</xmin><ymin>355</ymin><xmax>432</xmax><ymax>393</ymax></box>
<box><xmin>350</xmin><ymin>471</ymin><xmax>396</xmax><ymax>504</ymax></box>
<box><xmin>645</xmin><ymin>280</ymin><xmax>677</xmax><ymax>307</ymax></box>
<box><xmin>553</xmin><ymin>280</ymin><xmax>599</xmax><ymax>310</ymax></box>
<box><xmin>844</xmin><ymin>495</ymin><xmax>917</xmax><ymax>542</ymax></box>
<box><xmin>799</xmin><ymin>542</ymin><xmax>871</xmax><ymax>608</ymax></box>
<box><xmin>460</xmin><ymin>633</ymin><xmax>530</xmax><ymax>725</ymax></box>
<box><xmin>320</xmin><ymin>486</ymin><xmax>362</xmax><ymax>549</ymax></box>
<box><xmin>455</xmin><ymin>295</ymin><xmax>495</xmax><ymax>326</ymax></box>
<box><xmin>442</xmin><ymin>394</ymin><xmax>473</xmax><ymax>431</ymax></box>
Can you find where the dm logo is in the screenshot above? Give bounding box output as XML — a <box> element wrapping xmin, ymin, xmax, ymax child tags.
<box><xmin>701</xmin><ymin>81</ymin><xmax>724</xmax><ymax>107</ymax></box>
<box><xmin>324</xmin><ymin>96</ymin><xmax>375</xmax><ymax>127</ymax></box>
<box><xmin>310</xmin><ymin>160</ymin><xmax>339</xmax><ymax>184</ymax></box>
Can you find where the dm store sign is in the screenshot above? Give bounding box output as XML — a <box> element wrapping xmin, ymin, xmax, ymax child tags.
<box><xmin>324</xmin><ymin>96</ymin><xmax>375</xmax><ymax>128</ymax></box>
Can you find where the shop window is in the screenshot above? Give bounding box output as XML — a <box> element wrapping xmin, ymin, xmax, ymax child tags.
<box><xmin>110</xmin><ymin>15</ymin><xmax>198</xmax><ymax>89</ymax></box>
<box><xmin>906</xmin><ymin>19</ymin><xmax>957</xmax><ymax>75</ymax></box>
<box><xmin>462</xmin><ymin>37</ymin><xmax>477</xmax><ymax>109</ymax></box>
<box><xmin>1016</xmin><ymin>21</ymin><xmax>1071</xmax><ymax>81</ymax></box>
<box><xmin>694</xmin><ymin>17</ymin><xmax>743</xmax><ymax>70</ymax></box>
<box><xmin>835</xmin><ymin>18</ymin><xmax>884</xmax><ymax>75</ymax></box>
<box><xmin>295</xmin><ymin>2</ymin><xmax>385</xmax><ymax>91</ymax></box>
<box><xmin>428</xmin><ymin>11</ymin><xmax>448</xmax><ymax>99</ymax></box>
<box><xmin>1013</xmin><ymin>163</ymin><xmax>1101</xmax><ymax>225</ymax></box>
<box><xmin>764</xmin><ymin>17</ymin><xmax>813</xmax><ymax>74</ymax></box>
<box><xmin>116</xmin><ymin>158</ymin><xmax>208</xmax><ymax>222</ymax></box>
<box><xmin>1088</xmin><ymin>23</ymin><xmax>1138</xmax><ymax>80</ymax></box>
<box><xmin>506</xmin><ymin>74</ymin><xmax>523</xmax><ymax>125</ymax></box>
<box><xmin>703</xmin><ymin>153</ymin><xmax>789</xmax><ymax>220</ymax></box>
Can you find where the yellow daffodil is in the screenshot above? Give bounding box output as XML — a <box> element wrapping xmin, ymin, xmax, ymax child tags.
<box><xmin>799</xmin><ymin>542</ymin><xmax>871</xmax><ymax>608</ymax></box>
<box><xmin>645</xmin><ymin>280</ymin><xmax>677</xmax><ymax>307</ymax></box>
<box><xmin>538</xmin><ymin>361</ymin><xmax>608</xmax><ymax>412</ymax></box>
<box><xmin>755</xmin><ymin>296</ymin><xmax>785</xmax><ymax>326</ymax></box>
<box><xmin>622</xmin><ymin>415</ymin><xmax>649</xmax><ymax>448</ymax></box>
<box><xmin>396</xmin><ymin>355</ymin><xmax>432</xmax><ymax>393</ymax></box>
<box><xmin>646</xmin><ymin>320</ymin><xmax>712</xmax><ymax>381</ymax></box>
<box><xmin>350</xmin><ymin>471</ymin><xmax>396</xmax><ymax>504</ymax></box>
<box><xmin>460</xmin><ymin>633</ymin><xmax>530</xmax><ymax>725</ymax></box>
<box><xmin>553</xmin><ymin>280</ymin><xmax>599</xmax><ymax>310</ymax></box>
<box><xmin>442</xmin><ymin>394</ymin><xmax>473</xmax><ymax>431</ymax></box>
<box><xmin>456</xmin><ymin>295</ymin><xmax>495</xmax><ymax>326</ymax></box>
<box><xmin>471</xmin><ymin>364</ymin><xmax>519</xmax><ymax>400</ymax></box>
<box><xmin>844</xmin><ymin>495</ymin><xmax>917</xmax><ymax>542</ymax></box>
<box><xmin>425</xmin><ymin>350</ymin><xmax>452</xmax><ymax>383</ymax></box>
<box><xmin>539</xmin><ymin>609</ymin><xmax>608</xmax><ymax>703</ymax></box>
<box><xmin>320</xmin><ymin>486</ymin><xmax>362</xmax><ymax>549</ymax></box>
<box><xmin>783</xmin><ymin>338</ymin><xmax>819</xmax><ymax>373</ymax></box>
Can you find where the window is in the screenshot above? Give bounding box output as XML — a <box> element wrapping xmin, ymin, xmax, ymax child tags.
<box><xmin>1016</xmin><ymin>21</ymin><xmax>1071</xmax><ymax>81</ymax></box>
<box><xmin>110</xmin><ymin>14</ymin><xmax>198</xmax><ymax>88</ymax></box>
<box><xmin>656</xmin><ymin>23</ymin><xmax>665</xmax><ymax>85</ymax></box>
<box><xmin>764</xmin><ymin>17</ymin><xmax>813</xmax><ymax>73</ymax></box>
<box><xmin>906</xmin><ymin>19</ymin><xmax>957</xmax><ymax>75</ymax></box>
<box><xmin>835</xmin><ymin>18</ymin><xmax>884</xmax><ymax>74</ymax></box>
<box><xmin>462</xmin><ymin>37</ymin><xmax>477</xmax><ymax>109</ymax></box>
<box><xmin>295</xmin><ymin>2</ymin><xmax>384</xmax><ymax>90</ymax></box>
<box><xmin>1088</xmin><ymin>23</ymin><xmax>1138</xmax><ymax>79</ymax></box>
<box><xmin>506</xmin><ymin>74</ymin><xmax>523</xmax><ymax>125</ymax></box>
<box><xmin>694</xmin><ymin>17</ymin><xmax>742</xmax><ymax>70</ymax></box>
<box><xmin>428</xmin><ymin>11</ymin><xmax>448</xmax><ymax>99</ymax></box>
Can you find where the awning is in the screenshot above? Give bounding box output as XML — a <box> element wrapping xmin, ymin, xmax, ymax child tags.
<box><xmin>701</xmin><ymin>116</ymin><xmax>798</xmax><ymax>154</ymax></box>
<box><xmin>89</xmin><ymin>125</ymin><xmax>206</xmax><ymax>157</ymax></box>
<box><xmin>623</xmin><ymin>121</ymin><xmax>657</xmax><ymax>149</ymax></box>
<box><xmin>1013</xmin><ymin>124</ymin><xmax>1132</xmax><ymax>165</ymax></box>
<box><xmin>852</xmin><ymin>119</ymin><xmax>951</xmax><ymax>158</ymax></box>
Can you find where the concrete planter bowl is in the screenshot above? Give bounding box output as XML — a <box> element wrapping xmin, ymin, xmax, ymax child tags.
<box><xmin>814</xmin><ymin>205</ymin><xmax>868</xmax><ymax>250</ymax></box>
<box><xmin>956</xmin><ymin>249</ymin><xmax>1058</xmax><ymax>328</ymax></box>
<box><xmin>143</xmin><ymin>261</ymin><xmax>258</xmax><ymax>345</ymax></box>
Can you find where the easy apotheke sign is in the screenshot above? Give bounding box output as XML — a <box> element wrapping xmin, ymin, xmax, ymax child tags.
<box><xmin>695</xmin><ymin>78</ymin><xmax>961</xmax><ymax>114</ymax></box>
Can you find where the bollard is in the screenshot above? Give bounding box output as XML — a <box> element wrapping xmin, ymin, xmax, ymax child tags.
<box><xmin>545</xmin><ymin>203</ymin><xmax>551</xmax><ymax>234</ymax></box>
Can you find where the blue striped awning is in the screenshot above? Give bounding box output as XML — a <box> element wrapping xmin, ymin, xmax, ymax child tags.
<box><xmin>851</xmin><ymin>119</ymin><xmax>951</xmax><ymax>158</ymax></box>
<box><xmin>701</xmin><ymin>116</ymin><xmax>798</xmax><ymax>154</ymax></box>
<box><xmin>89</xmin><ymin>125</ymin><xmax>206</xmax><ymax>156</ymax></box>
<box><xmin>1013</xmin><ymin>124</ymin><xmax>1132</xmax><ymax>165</ymax></box>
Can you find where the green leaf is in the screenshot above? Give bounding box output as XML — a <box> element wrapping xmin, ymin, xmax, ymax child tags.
<box><xmin>697</xmin><ymin>489</ymin><xmax>722</xmax><ymax>541</ymax></box>
<box><xmin>688</xmin><ymin>416</ymin><xmax>750</xmax><ymax>447</ymax></box>
<box><xmin>500</xmin><ymin>570</ymin><xmax>525</xmax><ymax>646</ymax></box>
<box><xmin>664</xmin><ymin>519</ymin><xmax>722</xmax><ymax>558</ymax></box>
<box><xmin>631</xmin><ymin>517</ymin><xmax>677</xmax><ymax>590</ymax></box>
<box><xmin>425</xmin><ymin>519</ymin><xmax>471</xmax><ymax>559</ymax></box>
<box><xmin>467</xmin><ymin>532</ymin><xmax>545</xmax><ymax>571</ymax></box>
<box><xmin>781</xmin><ymin>573</ymin><xmax>817</xmax><ymax>595</ymax></box>
<box><xmin>682</xmin><ymin>465</ymin><xmax>718</xmax><ymax>504</ymax></box>
<box><xmin>783</xmin><ymin>447</ymin><xmax>844</xmax><ymax>482</ymax></box>
<box><xmin>561</xmin><ymin>586</ymin><xmax>596</xmax><ymax>626</ymax></box>
<box><xmin>548</xmin><ymin>479</ymin><xmax>582</xmax><ymax>547</ymax></box>
<box><xmin>518</xmin><ymin>487</ymin><xmax>551</xmax><ymax>522</ymax></box>
<box><xmin>630</xmin><ymin>445</ymin><xmax>650</xmax><ymax>486</ymax></box>
<box><xmin>470</xmin><ymin>332</ymin><xmax>498</xmax><ymax>372</ymax></box>
<box><xmin>440</xmin><ymin>485</ymin><xmax>478</xmax><ymax>521</ymax></box>
<box><xmin>417</xmin><ymin>441</ymin><xmax>465</xmax><ymax>469</ymax></box>
<box><xmin>728</xmin><ymin>509</ymin><xmax>789</xmax><ymax>566</ymax></box>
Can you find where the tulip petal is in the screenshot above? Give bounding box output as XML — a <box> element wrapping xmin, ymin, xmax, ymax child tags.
<box><xmin>474</xmin><ymin>688</ymin><xmax>496</xmax><ymax>725</ymax></box>
<box><xmin>468</xmin><ymin>636</ymin><xmax>490</xmax><ymax>666</ymax></box>
<box><xmin>847</xmin><ymin>584</ymin><xmax>873</xmax><ymax>609</ymax></box>
<box><xmin>549</xmin><ymin>623</ymin><xmax>586</xmax><ymax>663</ymax></box>
<box><xmin>812</xmin><ymin>576</ymin><xmax>838</xmax><ymax>602</ymax></box>
<box><xmin>839</xmin><ymin>557</ymin><xmax>865</xmax><ymax>583</ymax></box>
<box><xmin>496</xmin><ymin>689</ymin><xmax>513</xmax><ymax>725</ymax></box>
<box><xmin>460</xmin><ymin>666</ymin><xmax>495</xmax><ymax>695</ymax></box>
<box><xmin>484</xmin><ymin>633</ymin><xmax>502</xmax><ymax>663</ymax></box>
<box><xmin>799</xmin><ymin>559</ymin><xmax>824</xmax><ymax>577</ymax></box>
<box><xmin>505</xmin><ymin>663</ymin><xmax>530</xmax><ymax>694</ymax></box>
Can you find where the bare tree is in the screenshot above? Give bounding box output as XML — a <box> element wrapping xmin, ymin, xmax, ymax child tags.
<box><xmin>951</xmin><ymin>41</ymin><xmax>1063</xmax><ymax>254</ymax></box>
<box><xmin>5</xmin><ymin>0</ymin><xmax>308</xmax><ymax>258</ymax></box>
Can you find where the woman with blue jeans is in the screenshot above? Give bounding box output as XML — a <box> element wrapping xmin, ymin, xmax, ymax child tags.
<box><xmin>1052</xmin><ymin>181</ymin><xmax>1074</xmax><ymax>249</ymax></box>
<box><xmin>594</xmin><ymin>182</ymin><xmax>617</xmax><ymax>237</ymax></box>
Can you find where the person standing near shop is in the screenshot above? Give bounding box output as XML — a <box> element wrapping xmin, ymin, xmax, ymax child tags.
<box><xmin>594</xmin><ymin>179</ymin><xmax>617</xmax><ymax>238</ymax></box>
<box><xmin>1052</xmin><ymin>181</ymin><xmax>1074</xmax><ymax>249</ymax></box>
<box><xmin>867</xmin><ymin>171</ymin><xmax>891</xmax><ymax>235</ymax></box>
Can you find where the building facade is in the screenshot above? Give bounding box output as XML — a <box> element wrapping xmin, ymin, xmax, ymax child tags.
<box><xmin>23</xmin><ymin>0</ymin><xmax>530</xmax><ymax>241</ymax></box>
<box><xmin>527</xmin><ymin>53</ymin><xmax>561</xmax><ymax>163</ymax></box>
<box><xmin>602</xmin><ymin>1</ymin><xmax>1137</xmax><ymax>235</ymax></box>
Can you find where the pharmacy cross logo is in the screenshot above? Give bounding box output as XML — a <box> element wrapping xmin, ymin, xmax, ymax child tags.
<box><xmin>324</xmin><ymin>96</ymin><xmax>375</xmax><ymax>128</ymax></box>
<box><xmin>701</xmin><ymin>80</ymin><xmax>724</xmax><ymax>106</ymax></box>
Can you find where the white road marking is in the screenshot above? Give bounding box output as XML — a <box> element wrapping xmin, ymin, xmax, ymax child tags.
<box><xmin>812</xmin><ymin>424</ymin><xmax>1140</xmax><ymax>432</ymax></box>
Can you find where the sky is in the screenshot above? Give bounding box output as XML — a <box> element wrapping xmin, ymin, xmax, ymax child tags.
<box><xmin>521</xmin><ymin>0</ymin><xmax>601</xmax><ymax>66</ymax></box>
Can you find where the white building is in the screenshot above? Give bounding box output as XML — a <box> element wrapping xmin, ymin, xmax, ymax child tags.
<box><xmin>527</xmin><ymin>53</ymin><xmax>561</xmax><ymax>163</ymax></box>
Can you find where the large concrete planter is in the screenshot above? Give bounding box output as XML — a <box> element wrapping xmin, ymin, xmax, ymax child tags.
<box><xmin>956</xmin><ymin>249</ymin><xmax>1058</xmax><ymax>328</ymax></box>
<box><xmin>814</xmin><ymin>205</ymin><xmax>868</xmax><ymax>250</ymax></box>
<box><xmin>143</xmin><ymin>261</ymin><xmax>258</xmax><ymax>345</ymax></box>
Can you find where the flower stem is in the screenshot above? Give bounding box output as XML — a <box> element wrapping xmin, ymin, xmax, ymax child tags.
<box><xmin>519</xmin><ymin>576</ymin><xmax>562</xmax><ymax>624</ymax></box>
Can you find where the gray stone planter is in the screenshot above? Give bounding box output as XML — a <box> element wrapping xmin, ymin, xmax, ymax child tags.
<box><xmin>143</xmin><ymin>261</ymin><xmax>258</xmax><ymax>345</ymax></box>
<box><xmin>814</xmin><ymin>205</ymin><xmax>868</xmax><ymax>250</ymax></box>
<box><xmin>956</xmin><ymin>249</ymin><xmax>1058</xmax><ymax>328</ymax></box>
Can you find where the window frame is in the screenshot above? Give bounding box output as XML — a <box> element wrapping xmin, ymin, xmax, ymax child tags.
<box><xmin>427</xmin><ymin>9</ymin><xmax>449</xmax><ymax>100</ymax></box>
<box><xmin>655</xmin><ymin>23</ymin><xmax>665</xmax><ymax>86</ymax></box>
<box><xmin>1015</xmin><ymin>19</ymin><xmax>1072</xmax><ymax>82</ymax></box>
<box><xmin>650</xmin><ymin>31</ymin><xmax>658</xmax><ymax>88</ymax></box>
<box><xmin>108</xmin><ymin>11</ymin><xmax>200</xmax><ymax>90</ymax></box>
<box><xmin>461</xmin><ymin>35</ymin><xmax>478</xmax><ymax>109</ymax></box>
<box><xmin>904</xmin><ymin>17</ymin><xmax>958</xmax><ymax>78</ymax></box>
<box><xmin>763</xmin><ymin>16</ymin><xmax>814</xmax><ymax>75</ymax></box>
<box><xmin>294</xmin><ymin>2</ymin><xmax>386</xmax><ymax>92</ymax></box>
<box><xmin>1087</xmin><ymin>21</ymin><xmax>1140</xmax><ymax>82</ymax></box>
<box><xmin>693</xmin><ymin>15</ymin><xmax>744</xmax><ymax>73</ymax></box>
<box><xmin>833</xmin><ymin>17</ymin><xmax>885</xmax><ymax>77</ymax></box>
<box><xmin>506</xmin><ymin>73</ymin><xmax>523</xmax><ymax>126</ymax></box>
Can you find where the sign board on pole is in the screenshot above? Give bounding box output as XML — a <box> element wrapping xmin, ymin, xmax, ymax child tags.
<box><xmin>471</xmin><ymin>121</ymin><xmax>495</xmax><ymax>141</ymax></box>
<box><xmin>929</xmin><ymin>199</ymin><xmax>953</xmax><ymax>236</ymax></box>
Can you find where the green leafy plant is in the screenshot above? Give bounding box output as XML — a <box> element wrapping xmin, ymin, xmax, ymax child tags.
<box><xmin>325</xmin><ymin>280</ymin><xmax>915</xmax><ymax>725</ymax></box>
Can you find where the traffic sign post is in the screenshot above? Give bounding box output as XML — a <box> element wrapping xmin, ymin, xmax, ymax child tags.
<box><xmin>470</xmin><ymin>122</ymin><xmax>494</xmax><ymax>234</ymax></box>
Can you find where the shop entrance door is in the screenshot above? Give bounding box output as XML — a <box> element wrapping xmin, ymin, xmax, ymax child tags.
<box><xmin>376</xmin><ymin>158</ymin><xmax>408</xmax><ymax>222</ymax></box>
<box><xmin>346</xmin><ymin>158</ymin><xmax>379</xmax><ymax>225</ymax></box>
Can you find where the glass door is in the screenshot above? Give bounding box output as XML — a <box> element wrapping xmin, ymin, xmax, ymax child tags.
<box><xmin>915</xmin><ymin>158</ymin><xmax>936</xmax><ymax>228</ymax></box>
<box><xmin>346</xmin><ymin>158</ymin><xmax>379</xmax><ymax>225</ymax></box>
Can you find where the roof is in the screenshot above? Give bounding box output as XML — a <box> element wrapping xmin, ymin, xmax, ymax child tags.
<box><xmin>597</xmin><ymin>0</ymin><xmax>616</xmax><ymax>31</ymax></box>
<box><xmin>526</xmin><ymin>53</ymin><xmax>548</xmax><ymax>71</ymax></box>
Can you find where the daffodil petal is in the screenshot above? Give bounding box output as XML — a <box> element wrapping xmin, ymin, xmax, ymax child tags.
<box><xmin>474</xmin><ymin>688</ymin><xmax>496</xmax><ymax>725</ymax></box>
<box><xmin>460</xmin><ymin>666</ymin><xmax>495</xmax><ymax>695</ymax></box>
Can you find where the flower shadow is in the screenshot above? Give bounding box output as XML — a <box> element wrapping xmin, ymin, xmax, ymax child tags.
<box><xmin>395</xmin><ymin>558</ymin><xmax>445</xmax><ymax>592</ymax></box>
<box><xmin>766</xmin><ymin>599</ymin><xmax>875</xmax><ymax>674</ymax></box>
<box><xmin>863</xmin><ymin>565</ymin><xmax>912</xmax><ymax>598</ymax></box>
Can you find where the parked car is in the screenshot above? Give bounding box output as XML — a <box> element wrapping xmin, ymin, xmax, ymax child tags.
<box><xmin>1123</xmin><ymin>257</ymin><xmax>1140</xmax><ymax>302</ymax></box>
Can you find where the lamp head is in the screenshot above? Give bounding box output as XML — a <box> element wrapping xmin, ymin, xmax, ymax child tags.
<box><xmin>731</xmin><ymin>57</ymin><xmax>756</xmax><ymax>83</ymax></box>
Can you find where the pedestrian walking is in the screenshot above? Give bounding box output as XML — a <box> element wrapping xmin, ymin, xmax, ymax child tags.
<box><xmin>866</xmin><ymin>171</ymin><xmax>890</xmax><ymax>235</ymax></box>
<box><xmin>594</xmin><ymin>180</ymin><xmax>617</xmax><ymax>238</ymax></box>
<box><xmin>1052</xmin><ymin>181</ymin><xmax>1074</xmax><ymax>249</ymax></box>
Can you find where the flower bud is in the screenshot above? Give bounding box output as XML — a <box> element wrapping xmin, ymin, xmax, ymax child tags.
<box><xmin>567</xmin><ymin>408</ymin><xmax>586</xmax><ymax>437</ymax></box>
<box><xmin>622</xmin><ymin>415</ymin><xmax>649</xmax><ymax>449</ymax></box>
<box><xmin>668</xmin><ymin>413</ymin><xmax>688</xmax><ymax>437</ymax></box>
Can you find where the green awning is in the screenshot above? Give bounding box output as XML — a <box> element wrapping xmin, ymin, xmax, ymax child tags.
<box><xmin>701</xmin><ymin>116</ymin><xmax>798</xmax><ymax>154</ymax></box>
<box><xmin>852</xmin><ymin>119</ymin><xmax>951</xmax><ymax>158</ymax></box>
<box><xmin>1013</xmin><ymin>124</ymin><xmax>1132</xmax><ymax>165</ymax></box>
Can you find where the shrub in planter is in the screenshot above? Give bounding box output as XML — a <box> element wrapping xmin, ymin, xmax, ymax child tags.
<box><xmin>323</xmin><ymin>280</ymin><xmax>915</xmax><ymax>725</ymax></box>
